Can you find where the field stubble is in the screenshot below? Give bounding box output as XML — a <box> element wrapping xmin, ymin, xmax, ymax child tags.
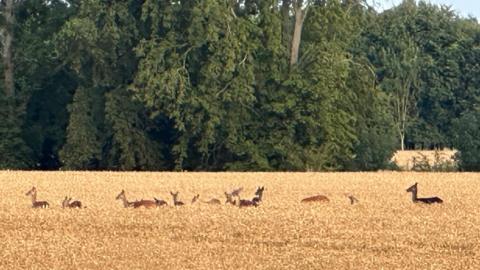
<box><xmin>0</xmin><ymin>171</ymin><xmax>479</xmax><ymax>269</ymax></box>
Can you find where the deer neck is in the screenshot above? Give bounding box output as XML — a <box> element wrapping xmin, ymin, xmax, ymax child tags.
<box><xmin>409</xmin><ymin>189</ymin><xmax>418</xmax><ymax>202</ymax></box>
<box><xmin>120</xmin><ymin>195</ymin><xmax>129</xmax><ymax>207</ymax></box>
<box><xmin>30</xmin><ymin>192</ymin><xmax>37</xmax><ymax>205</ymax></box>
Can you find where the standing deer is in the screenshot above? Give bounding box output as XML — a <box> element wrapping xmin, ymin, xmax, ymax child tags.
<box><xmin>25</xmin><ymin>187</ymin><xmax>49</xmax><ymax>208</ymax></box>
<box><xmin>406</xmin><ymin>182</ymin><xmax>443</xmax><ymax>204</ymax></box>
<box><xmin>62</xmin><ymin>196</ymin><xmax>83</xmax><ymax>208</ymax></box>
<box><xmin>301</xmin><ymin>194</ymin><xmax>330</xmax><ymax>203</ymax></box>
<box><xmin>170</xmin><ymin>191</ymin><xmax>185</xmax><ymax>206</ymax></box>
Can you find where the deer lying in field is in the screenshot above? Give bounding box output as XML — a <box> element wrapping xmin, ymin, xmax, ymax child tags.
<box><xmin>25</xmin><ymin>187</ymin><xmax>49</xmax><ymax>208</ymax></box>
<box><xmin>203</xmin><ymin>197</ymin><xmax>221</xmax><ymax>205</ymax></box>
<box><xmin>238</xmin><ymin>186</ymin><xmax>265</xmax><ymax>208</ymax></box>
<box><xmin>225</xmin><ymin>192</ymin><xmax>237</xmax><ymax>206</ymax></box>
<box><xmin>301</xmin><ymin>194</ymin><xmax>330</xmax><ymax>203</ymax></box>
<box><xmin>170</xmin><ymin>191</ymin><xmax>185</xmax><ymax>206</ymax></box>
<box><xmin>224</xmin><ymin>187</ymin><xmax>243</xmax><ymax>206</ymax></box>
<box><xmin>230</xmin><ymin>187</ymin><xmax>243</xmax><ymax>197</ymax></box>
<box><xmin>252</xmin><ymin>186</ymin><xmax>264</xmax><ymax>205</ymax></box>
<box><xmin>191</xmin><ymin>194</ymin><xmax>221</xmax><ymax>205</ymax></box>
<box><xmin>154</xmin><ymin>197</ymin><xmax>168</xmax><ymax>206</ymax></box>
<box><xmin>238</xmin><ymin>197</ymin><xmax>258</xmax><ymax>207</ymax></box>
<box><xmin>191</xmin><ymin>194</ymin><xmax>200</xmax><ymax>204</ymax></box>
<box><xmin>62</xmin><ymin>196</ymin><xmax>83</xmax><ymax>208</ymax></box>
<box><xmin>116</xmin><ymin>190</ymin><xmax>135</xmax><ymax>208</ymax></box>
<box><xmin>345</xmin><ymin>194</ymin><xmax>359</xmax><ymax>205</ymax></box>
<box><xmin>132</xmin><ymin>199</ymin><xmax>158</xmax><ymax>209</ymax></box>
<box><xmin>406</xmin><ymin>182</ymin><xmax>443</xmax><ymax>204</ymax></box>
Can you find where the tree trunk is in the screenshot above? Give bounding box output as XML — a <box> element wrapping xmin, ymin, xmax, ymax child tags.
<box><xmin>400</xmin><ymin>132</ymin><xmax>405</xmax><ymax>151</ymax></box>
<box><xmin>2</xmin><ymin>0</ymin><xmax>15</xmax><ymax>98</ymax></box>
<box><xmin>290</xmin><ymin>0</ymin><xmax>306</xmax><ymax>66</ymax></box>
<box><xmin>281</xmin><ymin>0</ymin><xmax>292</xmax><ymax>53</ymax></box>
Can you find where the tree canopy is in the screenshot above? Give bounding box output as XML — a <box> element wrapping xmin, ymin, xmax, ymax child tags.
<box><xmin>0</xmin><ymin>0</ymin><xmax>479</xmax><ymax>171</ymax></box>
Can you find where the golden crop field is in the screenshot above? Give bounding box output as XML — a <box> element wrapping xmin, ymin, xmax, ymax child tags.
<box><xmin>1</xmin><ymin>171</ymin><xmax>479</xmax><ymax>269</ymax></box>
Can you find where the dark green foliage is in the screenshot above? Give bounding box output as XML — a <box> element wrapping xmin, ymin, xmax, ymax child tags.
<box><xmin>0</xmin><ymin>98</ymin><xmax>33</xmax><ymax>169</ymax></box>
<box><xmin>452</xmin><ymin>109</ymin><xmax>480</xmax><ymax>171</ymax></box>
<box><xmin>59</xmin><ymin>86</ymin><xmax>105</xmax><ymax>169</ymax></box>
<box><xmin>1</xmin><ymin>0</ymin><xmax>480</xmax><ymax>171</ymax></box>
<box><xmin>104</xmin><ymin>87</ymin><xmax>164</xmax><ymax>170</ymax></box>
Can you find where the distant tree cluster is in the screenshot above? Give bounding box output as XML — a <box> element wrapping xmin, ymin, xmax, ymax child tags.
<box><xmin>0</xmin><ymin>0</ymin><xmax>478</xmax><ymax>171</ymax></box>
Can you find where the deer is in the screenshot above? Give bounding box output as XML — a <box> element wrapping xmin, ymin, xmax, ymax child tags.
<box><xmin>170</xmin><ymin>191</ymin><xmax>185</xmax><ymax>206</ymax></box>
<box><xmin>301</xmin><ymin>194</ymin><xmax>330</xmax><ymax>203</ymax></box>
<box><xmin>345</xmin><ymin>194</ymin><xmax>359</xmax><ymax>205</ymax></box>
<box><xmin>225</xmin><ymin>192</ymin><xmax>237</xmax><ymax>206</ymax></box>
<box><xmin>62</xmin><ymin>196</ymin><xmax>83</xmax><ymax>208</ymax></box>
<box><xmin>230</xmin><ymin>187</ymin><xmax>243</xmax><ymax>197</ymax></box>
<box><xmin>191</xmin><ymin>194</ymin><xmax>200</xmax><ymax>204</ymax></box>
<box><xmin>251</xmin><ymin>186</ymin><xmax>265</xmax><ymax>205</ymax></box>
<box><xmin>202</xmin><ymin>198</ymin><xmax>221</xmax><ymax>205</ymax></box>
<box><xmin>238</xmin><ymin>186</ymin><xmax>265</xmax><ymax>208</ymax></box>
<box><xmin>224</xmin><ymin>187</ymin><xmax>243</xmax><ymax>205</ymax></box>
<box><xmin>25</xmin><ymin>187</ymin><xmax>49</xmax><ymax>208</ymax></box>
<box><xmin>116</xmin><ymin>190</ymin><xmax>136</xmax><ymax>208</ymax></box>
<box><xmin>406</xmin><ymin>182</ymin><xmax>443</xmax><ymax>204</ymax></box>
<box><xmin>132</xmin><ymin>199</ymin><xmax>158</xmax><ymax>209</ymax></box>
<box><xmin>238</xmin><ymin>196</ymin><xmax>258</xmax><ymax>208</ymax></box>
<box><xmin>154</xmin><ymin>197</ymin><xmax>168</xmax><ymax>206</ymax></box>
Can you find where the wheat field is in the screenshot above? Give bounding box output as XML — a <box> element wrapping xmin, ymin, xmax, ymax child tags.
<box><xmin>1</xmin><ymin>171</ymin><xmax>479</xmax><ymax>269</ymax></box>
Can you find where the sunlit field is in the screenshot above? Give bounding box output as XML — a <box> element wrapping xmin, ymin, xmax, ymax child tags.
<box><xmin>1</xmin><ymin>171</ymin><xmax>479</xmax><ymax>269</ymax></box>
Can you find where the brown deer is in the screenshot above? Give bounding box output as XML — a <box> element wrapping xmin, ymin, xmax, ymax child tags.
<box><xmin>224</xmin><ymin>192</ymin><xmax>237</xmax><ymax>205</ymax></box>
<box><xmin>170</xmin><ymin>191</ymin><xmax>185</xmax><ymax>206</ymax></box>
<box><xmin>301</xmin><ymin>194</ymin><xmax>330</xmax><ymax>203</ymax></box>
<box><xmin>191</xmin><ymin>194</ymin><xmax>200</xmax><ymax>204</ymax></box>
<box><xmin>344</xmin><ymin>193</ymin><xmax>359</xmax><ymax>205</ymax></box>
<box><xmin>203</xmin><ymin>198</ymin><xmax>221</xmax><ymax>205</ymax></box>
<box><xmin>238</xmin><ymin>196</ymin><xmax>258</xmax><ymax>208</ymax></box>
<box><xmin>154</xmin><ymin>197</ymin><xmax>168</xmax><ymax>206</ymax></box>
<box><xmin>116</xmin><ymin>190</ymin><xmax>135</xmax><ymax>208</ymax></box>
<box><xmin>230</xmin><ymin>187</ymin><xmax>243</xmax><ymax>197</ymax></box>
<box><xmin>252</xmin><ymin>186</ymin><xmax>265</xmax><ymax>205</ymax></box>
<box><xmin>238</xmin><ymin>187</ymin><xmax>265</xmax><ymax>208</ymax></box>
<box><xmin>132</xmin><ymin>199</ymin><xmax>158</xmax><ymax>209</ymax></box>
<box><xmin>224</xmin><ymin>187</ymin><xmax>243</xmax><ymax>205</ymax></box>
<box><xmin>62</xmin><ymin>197</ymin><xmax>83</xmax><ymax>208</ymax></box>
<box><xmin>406</xmin><ymin>182</ymin><xmax>443</xmax><ymax>204</ymax></box>
<box><xmin>25</xmin><ymin>187</ymin><xmax>49</xmax><ymax>208</ymax></box>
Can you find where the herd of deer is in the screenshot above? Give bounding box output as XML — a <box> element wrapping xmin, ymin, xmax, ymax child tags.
<box><xmin>24</xmin><ymin>182</ymin><xmax>443</xmax><ymax>209</ymax></box>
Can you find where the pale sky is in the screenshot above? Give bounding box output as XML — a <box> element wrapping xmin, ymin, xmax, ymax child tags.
<box><xmin>368</xmin><ymin>0</ymin><xmax>479</xmax><ymax>19</ymax></box>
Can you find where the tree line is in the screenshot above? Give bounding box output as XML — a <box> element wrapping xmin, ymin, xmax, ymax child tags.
<box><xmin>0</xmin><ymin>0</ymin><xmax>478</xmax><ymax>171</ymax></box>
